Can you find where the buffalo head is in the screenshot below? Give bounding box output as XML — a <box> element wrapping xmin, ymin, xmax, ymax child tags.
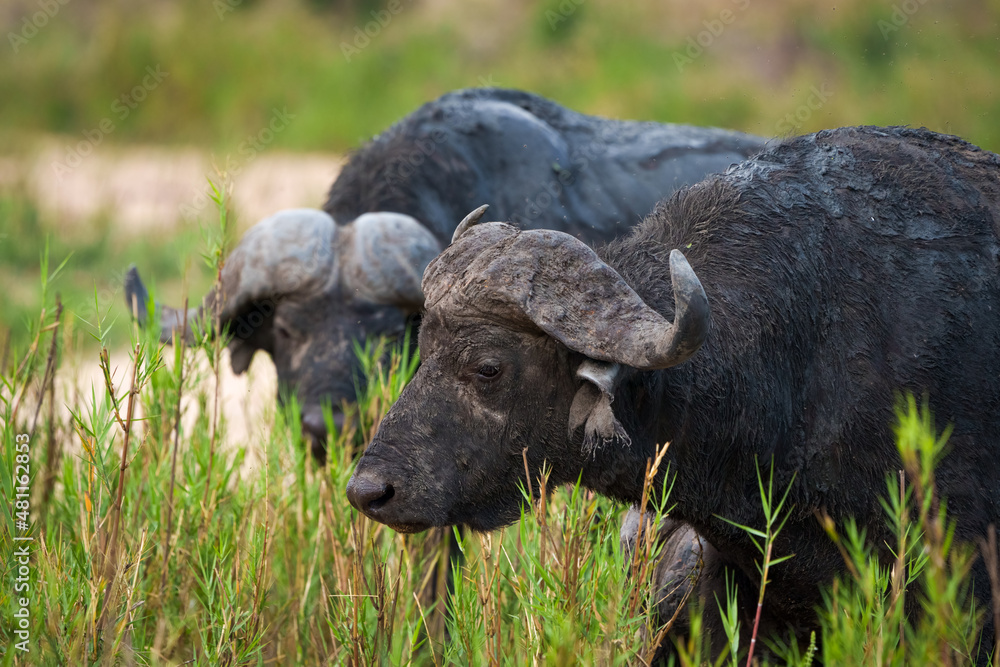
<box><xmin>346</xmin><ymin>212</ymin><xmax>709</xmax><ymax>531</ymax></box>
<box><xmin>126</xmin><ymin>208</ymin><xmax>440</xmax><ymax>461</ymax></box>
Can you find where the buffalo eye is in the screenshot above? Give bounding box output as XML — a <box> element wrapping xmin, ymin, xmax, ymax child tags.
<box><xmin>274</xmin><ymin>323</ymin><xmax>294</xmax><ymax>342</ymax></box>
<box><xmin>476</xmin><ymin>363</ymin><xmax>502</xmax><ymax>381</ymax></box>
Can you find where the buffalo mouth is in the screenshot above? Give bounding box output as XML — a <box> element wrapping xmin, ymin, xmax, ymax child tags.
<box><xmin>346</xmin><ymin>467</ymin><xmax>438</xmax><ymax>532</ymax></box>
<box><xmin>346</xmin><ymin>455</ymin><xmax>532</xmax><ymax>534</ymax></box>
<box><xmin>382</xmin><ymin>519</ymin><xmax>432</xmax><ymax>534</ymax></box>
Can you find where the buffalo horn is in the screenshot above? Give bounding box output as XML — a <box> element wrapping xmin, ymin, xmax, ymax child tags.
<box><xmin>444</xmin><ymin>228</ymin><xmax>710</xmax><ymax>370</ymax></box>
<box><xmin>126</xmin><ymin>208</ymin><xmax>338</xmax><ymax>344</ymax></box>
<box><xmin>451</xmin><ymin>204</ymin><xmax>490</xmax><ymax>244</ymax></box>
<box><xmin>339</xmin><ymin>212</ymin><xmax>442</xmax><ymax>308</ymax></box>
<box><xmin>545</xmin><ymin>246</ymin><xmax>709</xmax><ymax>370</ymax></box>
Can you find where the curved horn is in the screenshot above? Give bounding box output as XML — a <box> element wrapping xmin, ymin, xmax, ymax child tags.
<box><xmin>451</xmin><ymin>204</ymin><xmax>490</xmax><ymax>244</ymax></box>
<box><xmin>429</xmin><ymin>226</ymin><xmax>710</xmax><ymax>370</ymax></box>
<box><xmin>340</xmin><ymin>212</ymin><xmax>441</xmax><ymax>308</ymax></box>
<box><xmin>215</xmin><ymin>208</ymin><xmax>338</xmax><ymax>317</ymax></box>
<box><xmin>126</xmin><ymin>209</ymin><xmax>338</xmax><ymax>344</ymax></box>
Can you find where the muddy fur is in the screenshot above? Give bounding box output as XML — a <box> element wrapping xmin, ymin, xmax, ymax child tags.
<box><xmin>324</xmin><ymin>87</ymin><xmax>765</xmax><ymax>243</ymax></box>
<box><xmin>132</xmin><ymin>88</ymin><xmax>766</xmax><ymax>460</ymax></box>
<box><xmin>349</xmin><ymin>126</ymin><xmax>1000</xmax><ymax>660</ymax></box>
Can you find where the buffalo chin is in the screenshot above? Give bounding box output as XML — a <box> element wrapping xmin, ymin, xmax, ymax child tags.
<box><xmin>384</xmin><ymin>520</ymin><xmax>432</xmax><ymax>534</ymax></box>
<box><xmin>449</xmin><ymin>502</ymin><xmax>527</xmax><ymax>534</ymax></box>
<box><xmin>384</xmin><ymin>512</ymin><xmax>499</xmax><ymax>535</ymax></box>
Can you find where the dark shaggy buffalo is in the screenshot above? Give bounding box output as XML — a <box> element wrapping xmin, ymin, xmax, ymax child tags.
<box><xmin>346</xmin><ymin>126</ymin><xmax>1000</xmax><ymax>656</ymax></box>
<box><xmin>125</xmin><ymin>87</ymin><xmax>765</xmax><ymax>461</ymax></box>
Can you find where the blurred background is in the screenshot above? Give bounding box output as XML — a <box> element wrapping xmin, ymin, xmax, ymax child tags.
<box><xmin>1</xmin><ymin>0</ymin><xmax>998</xmax><ymax>352</ymax></box>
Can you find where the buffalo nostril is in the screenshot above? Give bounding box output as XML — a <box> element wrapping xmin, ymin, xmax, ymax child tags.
<box><xmin>301</xmin><ymin>409</ymin><xmax>328</xmax><ymax>443</ymax></box>
<box><xmin>301</xmin><ymin>409</ymin><xmax>331</xmax><ymax>464</ymax></box>
<box><xmin>346</xmin><ymin>474</ymin><xmax>396</xmax><ymax>515</ymax></box>
<box><xmin>370</xmin><ymin>484</ymin><xmax>394</xmax><ymax>511</ymax></box>
<box><xmin>329</xmin><ymin>411</ymin><xmax>346</xmax><ymax>435</ymax></box>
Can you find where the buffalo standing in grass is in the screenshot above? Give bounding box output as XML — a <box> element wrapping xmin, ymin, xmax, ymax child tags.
<box><xmin>125</xmin><ymin>87</ymin><xmax>765</xmax><ymax>461</ymax></box>
<box><xmin>346</xmin><ymin>126</ymin><xmax>1000</xmax><ymax>658</ymax></box>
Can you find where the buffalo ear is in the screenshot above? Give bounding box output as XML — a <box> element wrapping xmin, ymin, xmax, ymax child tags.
<box><xmin>224</xmin><ymin>303</ymin><xmax>276</xmax><ymax>375</ymax></box>
<box><xmin>567</xmin><ymin>360</ymin><xmax>630</xmax><ymax>454</ymax></box>
<box><xmin>229</xmin><ymin>340</ymin><xmax>256</xmax><ymax>375</ymax></box>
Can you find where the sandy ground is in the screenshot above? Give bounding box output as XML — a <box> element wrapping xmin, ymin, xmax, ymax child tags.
<box><xmin>5</xmin><ymin>144</ymin><xmax>342</xmax><ymax>454</ymax></box>
<box><xmin>52</xmin><ymin>346</ymin><xmax>280</xmax><ymax>457</ymax></box>
<box><xmin>2</xmin><ymin>141</ymin><xmax>344</xmax><ymax>236</ymax></box>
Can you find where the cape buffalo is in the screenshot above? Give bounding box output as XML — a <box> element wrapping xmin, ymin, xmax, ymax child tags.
<box><xmin>125</xmin><ymin>87</ymin><xmax>765</xmax><ymax>460</ymax></box>
<box><xmin>346</xmin><ymin>126</ymin><xmax>1000</xmax><ymax>656</ymax></box>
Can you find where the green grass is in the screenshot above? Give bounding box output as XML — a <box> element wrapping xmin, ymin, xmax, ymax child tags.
<box><xmin>0</xmin><ymin>212</ymin><xmax>994</xmax><ymax>664</ymax></box>
<box><xmin>0</xmin><ymin>187</ymin><xmax>215</xmax><ymax>352</ymax></box>
<box><xmin>0</xmin><ymin>180</ymin><xmax>673</xmax><ymax>665</ymax></box>
<box><xmin>1</xmin><ymin>0</ymin><xmax>999</xmax><ymax>153</ymax></box>
<box><xmin>2</xmin><ymin>2</ymin><xmax>999</xmax><ymax>661</ymax></box>
<box><xmin>3</xmin><ymin>0</ymin><xmax>999</xmax><ymax>349</ymax></box>
<box><xmin>0</xmin><ymin>297</ymin><xmax>674</xmax><ymax>664</ymax></box>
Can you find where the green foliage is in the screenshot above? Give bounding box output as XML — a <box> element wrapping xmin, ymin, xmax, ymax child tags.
<box><xmin>0</xmin><ymin>235</ymin><xmax>670</xmax><ymax>663</ymax></box>
<box><xmin>1</xmin><ymin>0</ymin><xmax>998</xmax><ymax>153</ymax></box>
<box><xmin>0</xmin><ymin>219</ymin><xmax>995</xmax><ymax>664</ymax></box>
<box><xmin>713</xmin><ymin>461</ymin><xmax>795</xmax><ymax>666</ymax></box>
<box><xmin>0</xmin><ymin>188</ymin><xmax>213</xmax><ymax>352</ymax></box>
<box><xmin>4</xmin><ymin>0</ymin><xmax>1000</xmax><ymax>355</ymax></box>
<box><xmin>818</xmin><ymin>395</ymin><xmax>983</xmax><ymax>665</ymax></box>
